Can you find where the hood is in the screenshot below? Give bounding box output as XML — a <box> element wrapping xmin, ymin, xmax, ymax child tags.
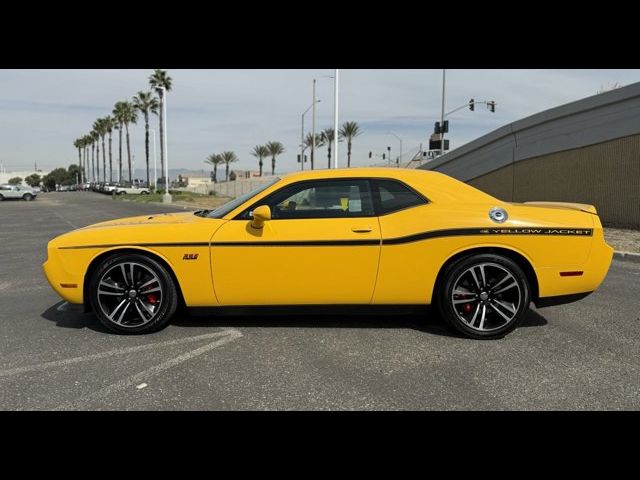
<box><xmin>81</xmin><ymin>212</ymin><xmax>199</xmax><ymax>229</ymax></box>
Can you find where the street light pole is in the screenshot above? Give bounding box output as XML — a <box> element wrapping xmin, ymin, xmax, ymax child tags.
<box><xmin>150</xmin><ymin>128</ymin><xmax>157</xmax><ymax>190</ymax></box>
<box><xmin>440</xmin><ymin>68</ymin><xmax>446</xmax><ymax>156</ymax></box>
<box><xmin>312</xmin><ymin>79</ymin><xmax>316</xmax><ymax>170</ymax></box>
<box><xmin>159</xmin><ymin>85</ymin><xmax>171</xmax><ymax>204</ymax></box>
<box><xmin>333</xmin><ymin>69</ymin><xmax>339</xmax><ymax>168</ymax></box>
<box><xmin>301</xmin><ymin>100</ymin><xmax>321</xmax><ymax>171</ymax></box>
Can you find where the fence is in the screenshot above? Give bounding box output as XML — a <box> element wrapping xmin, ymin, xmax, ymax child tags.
<box><xmin>179</xmin><ymin>177</ymin><xmax>276</xmax><ymax>198</ymax></box>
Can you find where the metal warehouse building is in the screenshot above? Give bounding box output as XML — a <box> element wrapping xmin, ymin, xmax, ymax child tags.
<box><xmin>420</xmin><ymin>82</ymin><xmax>640</xmax><ymax>228</ymax></box>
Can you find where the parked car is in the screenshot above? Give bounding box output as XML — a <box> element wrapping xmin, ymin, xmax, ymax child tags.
<box><xmin>0</xmin><ymin>184</ymin><xmax>38</xmax><ymax>201</ymax></box>
<box><xmin>114</xmin><ymin>184</ymin><xmax>150</xmax><ymax>195</ymax></box>
<box><xmin>43</xmin><ymin>168</ymin><xmax>613</xmax><ymax>337</ymax></box>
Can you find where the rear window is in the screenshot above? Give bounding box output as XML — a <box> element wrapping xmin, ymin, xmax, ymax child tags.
<box><xmin>373</xmin><ymin>179</ymin><xmax>427</xmax><ymax>214</ymax></box>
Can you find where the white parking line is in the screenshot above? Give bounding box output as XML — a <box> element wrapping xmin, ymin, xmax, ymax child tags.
<box><xmin>0</xmin><ymin>330</ymin><xmax>240</xmax><ymax>378</ymax></box>
<box><xmin>53</xmin><ymin>329</ymin><xmax>242</xmax><ymax>410</ymax></box>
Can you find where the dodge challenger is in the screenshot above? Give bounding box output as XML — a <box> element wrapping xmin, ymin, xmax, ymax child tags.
<box><xmin>43</xmin><ymin>168</ymin><xmax>613</xmax><ymax>339</ymax></box>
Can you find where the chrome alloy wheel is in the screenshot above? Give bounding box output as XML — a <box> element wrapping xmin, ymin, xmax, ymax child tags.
<box><xmin>450</xmin><ymin>262</ymin><xmax>522</xmax><ymax>333</ymax></box>
<box><xmin>96</xmin><ymin>262</ymin><xmax>163</xmax><ymax>328</ymax></box>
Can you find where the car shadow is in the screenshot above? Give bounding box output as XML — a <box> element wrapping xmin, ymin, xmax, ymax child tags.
<box><xmin>172</xmin><ymin>305</ymin><xmax>549</xmax><ymax>339</ymax></box>
<box><xmin>42</xmin><ymin>302</ymin><xmax>548</xmax><ymax>339</ymax></box>
<box><xmin>41</xmin><ymin>301</ymin><xmax>113</xmax><ymax>334</ymax></box>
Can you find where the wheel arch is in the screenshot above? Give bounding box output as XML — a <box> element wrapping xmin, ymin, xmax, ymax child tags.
<box><xmin>432</xmin><ymin>245</ymin><xmax>540</xmax><ymax>304</ymax></box>
<box><xmin>82</xmin><ymin>247</ymin><xmax>186</xmax><ymax>312</ymax></box>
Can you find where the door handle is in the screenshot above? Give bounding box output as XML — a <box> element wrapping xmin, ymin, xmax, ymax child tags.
<box><xmin>351</xmin><ymin>227</ymin><xmax>373</xmax><ymax>233</ymax></box>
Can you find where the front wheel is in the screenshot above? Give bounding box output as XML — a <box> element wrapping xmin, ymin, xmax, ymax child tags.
<box><xmin>89</xmin><ymin>253</ymin><xmax>178</xmax><ymax>334</ymax></box>
<box><xmin>436</xmin><ymin>254</ymin><xmax>531</xmax><ymax>339</ymax></box>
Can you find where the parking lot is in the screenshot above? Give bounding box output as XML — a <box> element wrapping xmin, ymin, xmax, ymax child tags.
<box><xmin>1</xmin><ymin>191</ymin><xmax>639</xmax><ymax>410</ymax></box>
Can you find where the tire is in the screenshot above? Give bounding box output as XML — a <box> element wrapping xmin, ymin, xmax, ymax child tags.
<box><xmin>23</xmin><ymin>193</ymin><xmax>33</xmax><ymax>201</ymax></box>
<box><xmin>0</xmin><ymin>194</ymin><xmax>3</xmax><ymax>201</ymax></box>
<box><xmin>88</xmin><ymin>253</ymin><xmax>178</xmax><ymax>334</ymax></box>
<box><xmin>436</xmin><ymin>253</ymin><xmax>531</xmax><ymax>339</ymax></box>
<box><xmin>141</xmin><ymin>190</ymin><xmax>149</xmax><ymax>195</ymax></box>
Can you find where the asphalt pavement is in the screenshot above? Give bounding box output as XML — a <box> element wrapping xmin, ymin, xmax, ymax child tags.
<box><xmin>0</xmin><ymin>191</ymin><xmax>638</xmax><ymax>410</ymax></box>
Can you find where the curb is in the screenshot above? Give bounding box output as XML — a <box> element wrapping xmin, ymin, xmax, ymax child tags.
<box><xmin>613</xmin><ymin>251</ymin><xmax>640</xmax><ymax>264</ymax></box>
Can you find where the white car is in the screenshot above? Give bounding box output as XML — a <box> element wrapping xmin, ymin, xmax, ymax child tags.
<box><xmin>114</xmin><ymin>185</ymin><xmax>150</xmax><ymax>195</ymax></box>
<box><xmin>0</xmin><ymin>184</ymin><xmax>37</xmax><ymax>201</ymax></box>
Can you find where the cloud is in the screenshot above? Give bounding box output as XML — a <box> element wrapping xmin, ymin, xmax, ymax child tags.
<box><xmin>1</xmin><ymin>69</ymin><xmax>639</xmax><ymax>172</ymax></box>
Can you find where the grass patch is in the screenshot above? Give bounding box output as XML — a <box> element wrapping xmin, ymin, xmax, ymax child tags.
<box><xmin>114</xmin><ymin>190</ymin><xmax>232</xmax><ymax>209</ymax></box>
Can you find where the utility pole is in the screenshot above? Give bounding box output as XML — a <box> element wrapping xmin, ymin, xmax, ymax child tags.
<box><xmin>440</xmin><ymin>69</ymin><xmax>446</xmax><ymax>156</ymax></box>
<box><xmin>312</xmin><ymin>79</ymin><xmax>316</xmax><ymax>170</ymax></box>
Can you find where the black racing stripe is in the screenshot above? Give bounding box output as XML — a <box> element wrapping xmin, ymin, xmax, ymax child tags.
<box><xmin>211</xmin><ymin>239</ymin><xmax>380</xmax><ymax>247</ymax></box>
<box><xmin>59</xmin><ymin>242</ymin><xmax>209</xmax><ymax>250</ymax></box>
<box><xmin>383</xmin><ymin>227</ymin><xmax>593</xmax><ymax>245</ymax></box>
<box><xmin>58</xmin><ymin>227</ymin><xmax>593</xmax><ymax>249</ymax></box>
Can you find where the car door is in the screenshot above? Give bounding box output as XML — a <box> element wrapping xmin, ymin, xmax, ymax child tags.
<box><xmin>210</xmin><ymin>179</ymin><xmax>381</xmax><ymax>305</ymax></box>
<box><xmin>369</xmin><ymin>178</ymin><xmax>434</xmax><ymax>304</ymax></box>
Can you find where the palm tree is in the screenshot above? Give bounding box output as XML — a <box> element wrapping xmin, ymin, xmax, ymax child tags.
<box><xmin>339</xmin><ymin>121</ymin><xmax>362</xmax><ymax>168</ymax></box>
<box><xmin>149</xmin><ymin>69</ymin><xmax>173</xmax><ymax>188</ymax></box>
<box><xmin>265</xmin><ymin>141</ymin><xmax>285</xmax><ymax>176</ymax></box>
<box><xmin>114</xmin><ymin>101</ymin><xmax>137</xmax><ymax>182</ymax></box>
<box><xmin>320</xmin><ymin>128</ymin><xmax>341</xmax><ymax>169</ymax></box>
<box><xmin>94</xmin><ymin>118</ymin><xmax>107</xmax><ymax>183</ymax></box>
<box><xmin>304</xmin><ymin>133</ymin><xmax>324</xmax><ymax>169</ymax></box>
<box><xmin>112</xmin><ymin>102</ymin><xmax>127</xmax><ymax>182</ymax></box>
<box><xmin>251</xmin><ymin>145</ymin><xmax>269</xmax><ymax>177</ymax></box>
<box><xmin>90</xmin><ymin>130</ymin><xmax>98</xmax><ymax>182</ymax></box>
<box><xmin>205</xmin><ymin>153</ymin><xmax>223</xmax><ymax>183</ymax></box>
<box><xmin>103</xmin><ymin>116</ymin><xmax>115</xmax><ymax>182</ymax></box>
<box><xmin>220</xmin><ymin>151</ymin><xmax>239</xmax><ymax>181</ymax></box>
<box><xmin>73</xmin><ymin>139</ymin><xmax>83</xmax><ymax>182</ymax></box>
<box><xmin>133</xmin><ymin>91</ymin><xmax>159</xmax><ymax>187</ymax></box>
<box><xmin>92</xmin><ymin>125</ymin><xmax>101</xmax><ymax>182</ymax></box>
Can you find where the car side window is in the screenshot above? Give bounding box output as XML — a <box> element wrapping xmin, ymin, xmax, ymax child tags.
<box><xmin>242</xmin><ymin>180</ymin><xmax>375</xmax><ymax>219</ymax></box>
<box><xmin>372</xmin><ymin>179</ymin><xmax>427</xmax><ymax>214</ymax></box>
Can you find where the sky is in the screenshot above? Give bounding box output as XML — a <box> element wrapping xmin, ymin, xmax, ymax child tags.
<box><xmin>1</xmin><ymin>69</ymin><xmax>639</xmax><ymax>175</ymax></box>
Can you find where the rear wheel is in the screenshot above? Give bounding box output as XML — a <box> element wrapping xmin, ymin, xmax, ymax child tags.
<box><xmin>23</xmin><ymin>193</ymin><xmax>33</xmax><ymax>201</ymax></box>
<box><xmin>89</xmin><ymin>253</ymin><xmax>178</xmax><ymax>334</ymax></box>
<box><xmin>436</xmin><ymin>254</ymin><xmax>530</xmax><ymax>339</ymax></box>
<box><xmin>0</xmin><ymin>194</ymin><xmax>3</xmax><ymax>201</ymax></box>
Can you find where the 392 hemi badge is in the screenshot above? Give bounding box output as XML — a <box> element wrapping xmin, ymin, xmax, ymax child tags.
<box><xmin>182</xmin><ymin>253</ymin><xmax>199</xmax><ymax>260</ymax></box>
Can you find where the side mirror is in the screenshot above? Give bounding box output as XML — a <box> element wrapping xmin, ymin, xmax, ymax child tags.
<box><xmin>251</xmin><ymin>205</ymin><xmax>271</xmax><ymax>229</ymax></box>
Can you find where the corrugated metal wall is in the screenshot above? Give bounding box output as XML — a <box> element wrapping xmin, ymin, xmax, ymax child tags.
<box><xmin>469</xmin><ymin>135</ymin><xmax>640</xmax><ymax>227</ymax></box>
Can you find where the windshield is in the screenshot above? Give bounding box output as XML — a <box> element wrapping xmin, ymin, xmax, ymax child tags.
<box><xmin>203</xmin><ymin>177</ymin><xmax>281</xmax><ymax>218</ymax></box>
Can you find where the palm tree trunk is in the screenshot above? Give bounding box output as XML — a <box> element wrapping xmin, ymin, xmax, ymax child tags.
<box><xmin>347</xmin><ymin>140</ymin><xmax>352</xmax><ymax>168</ymax></box>
<box><xmin>108</xmin><ymin>133</ymin><xmax>113</xmax><ymax>183</ymax></box>
<box><xmin>225</xmin><ymin>162</ymin><xmax>229</xmax><ymax>182</ymax></box>
<box><xmin>327</xmin><ymin>143</ymin><xmax>332</xmax><ymax>169</ymax></box>
<box><xmin>125</xmin><ymin>123</ymin><xmax>132</xmax><ymax>183</ymax></box>
<box><xmin>118</xmin><ymin>125</ymin><xmax>123</xmax><ymax>183</ymax></box>
<box><xmin>144</xmin><ymin>114</ymin><xmax>150</xmax><ymax>187</ymax></box>
<box><xmin>96</xmin><ymin>142</ymin><xmax>100</xmax><ymax>182</ymax></box>
<box><xmin>77</xmin><ymin>148</ymin><xmax>82</xmax><ymax>183</ymax></box>
<box><xmin>213</xmin><ymin>165</ymin><xmax>217</xmax><ymax>183</ymax></box>
<box><xmin>271</xmin><ymin>156</ymin><xmax>276</xmax><ymax>176</ymax></box>
<box><xmin>259</xmin><ymin>159</ymin><xmax>263</xmax><ymax>177</ymax></box>
<box><xmin>158</xmin><ymin>92</ymin><xmax>165</xmax><ymax>189</ymax></box>
<box><xmin>92</xmin><ymin>143</ymin><xmax>95</xmax><ymax>182</ymax></box>
<box><xmin>102</xmin><ymin>137</ymin><xmax>106</xmax><ymax>183</ymax></box>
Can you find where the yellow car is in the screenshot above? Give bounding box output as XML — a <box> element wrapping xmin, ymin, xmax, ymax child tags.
<box><xmin>43</xmin><ymin>168</ymin><xmax>613</xmax><ymax>339</ymax></box>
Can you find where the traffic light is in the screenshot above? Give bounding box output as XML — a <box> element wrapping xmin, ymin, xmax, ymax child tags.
<box><xmin>369</xmin><ymin>151</ymin><xmax>372</xmax><ymax>158</ymax></box>
<box><xmin>469</xmin><ymin>98</ymin><xmax>475</xmax><ymax>111</ymax></box>
<box><xmin>488</xmin><ymin>101</ymin><xmax>496</xmax><ymax>113</ymax></box>
<box><xmin>442</xmin><ymin>120</ymin><xmax>449</xmax><ymax>133</ymax></box>
<box><xmin>382</xmin><ymin>153</ymin><xmax>386</xmax><ymax>160</ymax></box>
<box><xmin>297</xmin><ymin>154</ymin><xmax>301</xmax><ymax>163</ymax></box>
<box><xmin>434</xmin><ymin>121</ymin><xmax>441</xmax><ymax>134</ymax></box>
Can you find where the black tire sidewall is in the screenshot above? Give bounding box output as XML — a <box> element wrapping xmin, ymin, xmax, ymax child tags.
<box><xmin>89</xmin><ymin>253</ymin><xmax>178</xmax><ymax>334</ymax></box>
<box><xmin>23</xmin><ymin>194</ymin><xmax>33</xmax><ymax>201</ymax></box>
<box><xmin>437</xmin><ymin>253</ymin><xmax>531</xmax><ymax>339</ymax></box>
